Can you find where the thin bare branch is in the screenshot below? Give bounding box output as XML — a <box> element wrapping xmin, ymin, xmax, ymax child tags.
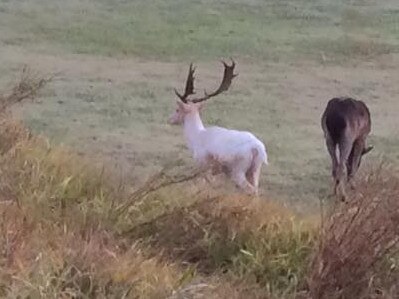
<box><xmin>115</xmin><ymin>167</ymin><xmax>205</xmax><ymax>216</ymax></box>
<box><xmin>0</xmin><ymin>66</ymin><xmax>55</xmax><ymax>113</ymax></box>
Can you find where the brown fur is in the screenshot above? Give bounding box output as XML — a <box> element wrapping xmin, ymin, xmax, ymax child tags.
<box><xmin>321</xmin><ymin>97</ymin><xmax>373</xmax><ymax>201</ymax></box>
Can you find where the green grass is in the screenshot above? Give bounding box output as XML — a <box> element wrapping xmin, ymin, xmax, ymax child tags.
<box><xmin>0</xmin><ymin>0</ymin><xmax>398</xmax><ymax>209</ymax></box>
<box><xmin>0</xmin><ymin>0</ymin><xmax>398</xmax><ymax>62</ymax></box>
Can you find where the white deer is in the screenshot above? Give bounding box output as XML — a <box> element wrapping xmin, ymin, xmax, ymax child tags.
<box><xmin>168</xmin><ymin>60</ymin><xmax>268</xmax><ymax>195</ymax></box>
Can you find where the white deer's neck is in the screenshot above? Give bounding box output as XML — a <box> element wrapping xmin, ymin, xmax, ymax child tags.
<box><xmin>183</xmin><ymin>111</ymin><xmax>205</xmax><ymax>153</ymax></box>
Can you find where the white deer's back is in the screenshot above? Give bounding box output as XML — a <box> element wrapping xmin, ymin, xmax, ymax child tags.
<box><xmin>194</xmin><ymin>126</ymin><xmax>267</xmax><ymax>164</ymax></box>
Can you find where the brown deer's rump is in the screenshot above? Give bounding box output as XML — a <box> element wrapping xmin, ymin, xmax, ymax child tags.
<box><xmin>324</xmin><ymin>97</ymin><xmax>371</xmax><ymax>144</ymax></box>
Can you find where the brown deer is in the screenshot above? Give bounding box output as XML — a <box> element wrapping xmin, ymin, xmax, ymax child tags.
<box><xmin>321</xmin><ymin>97</ymin><xmax>373</xmax><ymax>201</ymax></box>
<box><xmin>168</xmin><ymin>60</ymin><xmax>268</xmax><ymax>195</ymax></box>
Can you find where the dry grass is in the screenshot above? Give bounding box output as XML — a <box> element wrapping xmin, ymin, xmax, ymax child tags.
<box><xmin>127</xmin><ymin>195</ymin><xmax>318</xmax><ymax>297</ymax></box>
<box><xmin>0</xmin><ymin>115</ymin><xmax>318</xmax><ymax>298</ymax></box>
<box><xmin>169</xmin><ymin>277</ymin><xmax>268</xmax><ymax>299</ymax></box>
<box><xmin>307</xmin><ymin>165</ymin><xmax>399</xmax><ymax>299</ymax></box>
<box><xmin>1</xmin><ymin>73</ymin><xmax>399</xmax><ymax>298</ymax></box>
<box><xmin>0</xmin><ymin>117</ymin><xmax>185</xmax><ymax>298</ymax></box>
<box><xmin>0</xmin><ymin>204</ymin><xmax>181</xmax><ymax>298</ymax></box>
<box><xmin>1</xmin><ymin>113</ymin><xmax>398</xmax><ymax>298</ymax></box>
<box><xmin>0</xmin><ymin>75</ymin><xmax>187</xmax><ymax>297</ymax></box>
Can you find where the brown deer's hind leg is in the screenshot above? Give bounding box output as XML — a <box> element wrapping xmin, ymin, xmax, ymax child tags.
<box><xmin>336</xmin><ymin>138</ymin><xmax>353</xmax><ymax>201</ymax></box>
<box><xmin>347</xmin><ymin>138</ymin><xmax>365</xmax><ymax>188</ymax></box>
<box><xmin>325</xmin><ymin>136</ymin><xmax>339</xmax><ymax>188</ymax></box>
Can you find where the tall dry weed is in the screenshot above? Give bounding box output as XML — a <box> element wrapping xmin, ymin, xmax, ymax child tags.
<box><xmin>307</xmin><ymin>165</ymin><xmax>399</xmax><ymax>299</ymax></box>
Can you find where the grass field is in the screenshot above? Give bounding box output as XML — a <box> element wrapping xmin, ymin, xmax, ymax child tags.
<box><xmin>1</xmin><ymin>0</ymin><xmax>399</xmax><ymax>207</ymax></box>
<box><xmin>0</xmin><ymin>1</ymin><xmax>399</xmax><ymax>297</ymax></box>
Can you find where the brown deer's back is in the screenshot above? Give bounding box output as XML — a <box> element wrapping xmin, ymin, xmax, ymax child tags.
<box><xmin>322</xmin><ymin>97</ymin><xmax>371</xmax><ymax>144</ymax></box>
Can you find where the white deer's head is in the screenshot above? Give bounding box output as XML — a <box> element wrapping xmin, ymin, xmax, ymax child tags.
<box><xmin>168</xmin><ymin>60</ymin><xmax>237</xmax><ymax>125</ymax></box>
<box><xmin>168</xmin><ymin>101</ymin><xmax>204</xmax><ymax>125</ymax></box>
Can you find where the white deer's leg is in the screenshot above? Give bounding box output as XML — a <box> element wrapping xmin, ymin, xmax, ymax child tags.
<box><xmin>231</xmin><ymin>157</ymin><xmax>256</xmax><ymax>194</ymax></box>
<box><xmin>245</xmin><ymin>165</ymin><xmax>261</xmax><ymax>196</ymax></box>
<box><xmin>251</xmin><ymin>163</ymin><xmax>262</xmax><ymax>195</ymax></box>
<box><xmin>246</xmin><ymin>149</ymin><xmax>263</xmax><ymax>196</ymax></box>
<box><xmin>232</xmin><ymin>170</ymin><xmax>256</xmax><ymax>195</ymax></box>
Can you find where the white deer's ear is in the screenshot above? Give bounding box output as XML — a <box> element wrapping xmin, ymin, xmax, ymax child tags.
<box><xmin>362</xmin><ymin>145</ymin><xmax>374</xmax><ymax>155</ymax></box>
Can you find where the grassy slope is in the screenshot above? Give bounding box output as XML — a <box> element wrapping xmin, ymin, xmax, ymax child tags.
<box><xmin>0</xmin><ymin>1</ymin><xmax>399</xmax><ymax>297</ymax></box>
<box><xmin>0</xmin><ymin>118</ymin><xmax>398</xmax><ymax>298</ymax></box>
<box><xmin>1</xmin><ymin>0</ymin><xmax>398</xmax><ymax>208</ymax></box>
<box><xmin>0</xmin><ymin>118</ymin><xmax>318</xmax><ymax>298</ymax></box>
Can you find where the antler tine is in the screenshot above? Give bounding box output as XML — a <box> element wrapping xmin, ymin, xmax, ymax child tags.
<box><xmin>221</xmin><ymin>57</ymin><xmax>235</xmax><ymax>68</ymax></box>
<box><xmin>185</xmin><ymin>63</ymin><xmax>196</xmax><ymax>97</ymax></box>
<box><xmin>175</xmin><ymin>63</ymin><xmax>196</xmax><ymax>103</ymax></box>
<box><xmin>174</xmin><ymin>88</ymin><xmax>184</xmax><ymax>101</ymax></box>
<box><xmin>192</xmin><ymin>59</ymin><xmax>238</xmax><ymax>103</ymax></box>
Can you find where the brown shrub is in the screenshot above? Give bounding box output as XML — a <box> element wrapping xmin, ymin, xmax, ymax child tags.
<box><xmin>0</xmin><ymin>66</ymin><xmax>51</xmax><ymax>114</ymax></box>
<box><xmin>127</xmin><ymin>194</ymin><xmax>317</xmax><ymax>296</ymax></box>
<box><xmin>306</xmin><ymin>165</ymin><xmax>399</xmax><ymax>299</ymax></box>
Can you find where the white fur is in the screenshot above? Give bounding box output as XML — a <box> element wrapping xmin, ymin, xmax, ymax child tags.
<box><xmin>169</xmin><ymin>101</ymin><xmax>268</xmax><ymax>195</ymax></box>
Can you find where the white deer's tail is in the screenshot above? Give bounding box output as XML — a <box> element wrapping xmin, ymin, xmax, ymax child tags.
<box><xmin>263</xmin><ymin>154</ymin><xmax>269</xmax><ymax>165</ymax></box>
<box><xmin>262</xmin><ymin>149</ymin><xmax>268</xmax><ymax>165</ymax></box>
<box><xmin>258</xmin><ymin>143</ymin><xmax>268</xmax><ymax>165</ymax></box>
<box><xmin>251</xmin><ymin>144</ymin><xmax>268</xmax><ymax>166</ymax></box>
